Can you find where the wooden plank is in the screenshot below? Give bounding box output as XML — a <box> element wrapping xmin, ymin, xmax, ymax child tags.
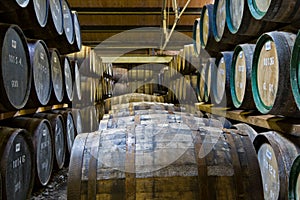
<box><xmin>69</xmin><ymin>0</ymin><xmax>213</xmax><ymax>9</ymax></box>
<box><xmin>195</xmin><ymin>103</ymin><xmax>300</xmax><ymax>136</ymax></box>
<box><xmin>101</xmin><ymin>56</ymin><xmax>173</xmax><ymax>64</ymax></box>
<box><xmin>78</xmin><ymin>14</ymin><xmax>199</xmax><ymax>26</ymax></box>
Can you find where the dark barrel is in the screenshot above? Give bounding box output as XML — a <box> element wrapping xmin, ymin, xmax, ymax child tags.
<box><xmin>192</xmin><ymin>18</ymin><xmax>201</xmax><ymax>55</ymax></box>
<box><xmin>26</xmin><ymin>40</ymin><xmax>52</xmax><ymax>107</ymax></box>
<box><xmin>24</xmin><ymin>0</ymin><xmax>63</xmax><ymax>40</ymax></box>
<box><xmin>211</xmin><ymin>51</ymin><xmax>233</xmax><ymax>106</ymax></box>
<box><xmin>226</xmin><ymin>0</ymin><xmax>281</xmax><ymax>36</ymax></box>
<box><xmin>200</xmin><ymin>4</ymin><xmax>233</xmax><ymax>56</ymax></box>
<box><xmin>52</xmin><ymin>109</ymin><xmax>77</xmax><ymax>164</ymax></box>
<box><xmin>49</xmin><ymin>48</ymin><xmax>64</xmax><ymax>104</ymax></box>
<box><xmin>230</xmin><ymin>44</ymin><xmax>256</xmax><ymax>109</ymax></box>
<box><xmin>198</xmin><ymin>58</ymin><xmax>215</xmax><ymax>103</ymax></box>
<box><xmin>212</xmin><ymin>0</ymin><xmax>252</xmax><ymax>45</ymax></box>
<box><xmin>253</xmin><ymin>131</ymin><xmax>300</xmax><ymax>199</ymax></box>
<box><xmin>33</xmin><ymin>113</ymin><xmax>66</xmax><ymax>170</ymax></box>
<box><xmin>289</xmin><ymin>154</ymin><xmax>300</xmax><ymax>200</ymax></box>
<box><xmin>0</xmin><ymin>0</ymin><xmax>30</xmax><ymax>13</ymax></box>
<box><xmin>0</xmin><ymin>24</ymin><xmax>31</xmax><ymax>111</ymax></box>
<box><xmin>251</xmin><ymin>31</ymin><xmax>299</xmax><ymax>116</ymax></box>
<box><xmin>290</xmin><ymin>31</ymin><xmax>300</xmax><ymax>110</ymax></box>
<box><xmin>72</xmin><ymin>60</ymin><xmax>82</xmax><ymax>102</ymax></box>
<box><xmin>0</xmin><ymin>127</ymin><xmax>34</xmax><ymax>200</ymax></box>
<box><xmin>69</xmin><ymin>11</ymin><xmax>82</xmax><ymax>53</ymax></box>
<box><xmin>61</xmin><ymin>56</ymin><xmax>74</xmax><ymax>102</ymax></box>
<box><xmin>2</xmin><ymin>117</ymin><xmax>54</xmax><ymax>187</ymax></box>
<box><xmin>0</xmin><ymin>0</ymin><xmax>49</xmax><ymax>30</ymax></box>
<box><xmin>247</xmin><ymin>0</ymin><xmax>300</xmax><ymax>23</ymax></box>
<box><xmin>194</xmin><ymin>127</ymin><xmax>264</xmax><ymax>199</ymax></box>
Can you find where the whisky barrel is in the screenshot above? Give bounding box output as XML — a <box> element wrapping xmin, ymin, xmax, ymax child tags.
<box><xmin>0</xmin><ymin>0</ymin><xmax>29</xmax><ymax>13</ymax></box>
<box><xmin>212</xmin><ymin>0</ymin><xmax>252</xmax><ymax>45</ymax></box>
<box><xmin>0</xmin><ymin>24</ymin><xmax>31</xmax><ymax>111</ymax></box>
<box><xmin>230</xmin><ymin>44</ymin><xmax>256</xmax><ymax>109</ymax></box>
<box><xmin>52</xmin><ymin>109</ymin><xmax>77</xmax><ymax>163</ymax></box>
<box><xmin>192</xmin><ymin>18</ymin><xmax>201</xmax><ymax>55</ymax></box>
<box><xmin>26</xmin><ymin>40</ymin><xmax>52</xmax><ymax>107</ymax></box>
<box><xmin>253</xmin><ymin>131</ymin><xmax>300</xmax><ymax>199</ymax></box>
<box><xmin>2</xmin><ymin>117</ymin><xmax>54</xmax><ymax>187</ymax></box>
<box><xmin>33</xmin><ymin>113</ymin><xmax>66</xmax><ymax>170</ymax></box>
<box><xmin>25</xmin><ymin>0</ymin><xmax>63</xmax><ymax>40</ymax></box>
<box><xmin>290</xmin><ymin>31</ymin><xmax>300</xmax><ymax>110</ymax></box>
<box><xmin>0</xmin><ymin>127</ymin><xmax>34</xmax><ymax>200</ymax></box>
<box><xmin>80</xmin><ymin>106</ymin><xmax>99</xmax><ymax>133</ymax></box>
<box><xmin>71</xmin><ymin>109</ymin><xmax>83</xmax><ymax>134</ymax></box>
<box><xmin>49</xmin><ymin>49</ymin><xmax>64</xmax><ymax>104</ymax></box>
<box><xmin>198</xmin><ymin>58</ymin><xmax>215</xmax><ymax>103</ymax></box>
<box><xmin>200</xmin><ymin>4</ymin><xmax>233</xmax><ymax>56</ymax></box>
<box><xmin>61</xmin><ymin>0</ymin><xmax>74</xmax><ymax>47</ymax></box>
<box><xmin>68</xmin><ymin>124</ymin><xmax>200</xmax><ymax>200</ymax></box>
<box><xmin>0</xmin><ymin>0</ymin><xmax>48</xmax><ymax>29</ymax></box>
<box><xmin>69</xmin><ymin>11</ymin><xmax>82</xmax><ymax>52</ymax></box>
<box><xmin>194</xmin><ymin>127</ymin><xmax>264</xmax><ymax>199</ymax></box>
<box><xmin>72</xmin><ymin>60</ymin><xmax>82</xmax><ymax>102</ymax></box>
<box><xmin>211</xmin><ymin>51</ymin><xmax>233</xmax><ymax>106</ymax></box>
<box><xmin>247</xmin><ymin>0</ymin><xmax>300</xmax><ymax>23</ymax></box>
<box><xmin>61</xmin><ymin>56</ymin><xmax>74</xmax><ymax>102</ymax></box>
<box><xmin>251</xmin><ymin>31</ymin><xmax>299</xmax><ymax>116</ymax></box>
<box><xmin>289</xmin><ymin>154</ymin><xmax>300</xmax><ymax>200</ymax></box>
<box><xmin>226</xmin><ymin>0</ymin><xmax>281</xmax><ymax>36</ymax></box>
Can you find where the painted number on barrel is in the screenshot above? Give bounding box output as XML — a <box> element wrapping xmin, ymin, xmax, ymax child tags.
<box><xmin>9</xmin><ymin>54</ymin><xmax>22</xmax><ymax>65</ymax></box>
<box><xmin>12</xmin><ymin>155</ymin><xmax>26</xmax><ymax>169</ymax></box>
<box><xmin>11</xmin><ymin>80</ymin><xmax>19</xmax><ymax>88</ymax></box>
<box><xmin>12</xmin><ymin>40</ymin><xmax>17</xmax><ymax>49</ymax></box>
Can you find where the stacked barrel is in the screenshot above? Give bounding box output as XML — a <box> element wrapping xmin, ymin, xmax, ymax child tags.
<box><xmin>0</xmin><ymin>0</ymin><xmax>87</xmax><ymax>199</ymax></box>
<box><xmin>68</xmin><ymin>101</ymin><xmax>269</xmax><ymax>199</ymax></box>
<box><xmin>184</xmin><ymin>0</ymin><xmax>300</xmax><ymax>117</ymax></box>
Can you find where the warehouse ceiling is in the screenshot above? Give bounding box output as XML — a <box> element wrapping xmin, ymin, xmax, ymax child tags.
<box><xmin>68</xmin><ymin>0</ymin><xmax>204</xmax><ymax>53</ymax></box>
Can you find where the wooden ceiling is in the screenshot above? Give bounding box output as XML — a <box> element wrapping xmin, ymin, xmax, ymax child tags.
<box><xmin>68</xmin><ymin>0</ymin><xmax>213</xmax><ymax>52</ymax></box>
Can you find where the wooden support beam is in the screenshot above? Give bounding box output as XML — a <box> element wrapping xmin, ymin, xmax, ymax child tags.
<box><xmin>195</xmin><ymin>103</ymin><xmax>300</xmax><ymax>137</ymax></box>
<box><xmin>101</xmin><ymin>56</ymin><xmax>173</xmax><ymax>64</ymax></box>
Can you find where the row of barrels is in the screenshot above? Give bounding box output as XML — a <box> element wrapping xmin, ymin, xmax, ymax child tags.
<box><xmin>68</xmin><ymin>46</ymin><xmax>114</xmax><ymax>78</ymax></box>
<box><xmin>0</xmin><ymin>24</ymin><xmax>83</xmax><ymax>111</ymax></box>
<box><xmin>191</xmin><ymin>30</ymin><xmax>300</xmax><ymax>117</ymax></box>
<box><xmin>0</xmin><ymin>0</ymin><xmax>81</xmax><ymax>54</ymax></box>
<box><xmin>0</xmin><ymin>109</ymin><xmax>79</xmax><ymax>200</ymax></box>
<box><xmin>193</xmin><ymin>0</ymin><xmax>300</xmax><ymax>57</ymax></box>
<box><xmin>68</xmin><ymin>101</ymin><xmax>300</xmax><ymax>199</ymax></box>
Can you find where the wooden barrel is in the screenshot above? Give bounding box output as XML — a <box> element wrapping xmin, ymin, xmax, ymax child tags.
<box><xmin>61</xmin><ymin>56</ymin><xmax>74</xmax><ymax>102</ymax></box>
<box><xmin>192</xmin><ymin>18</ymin><xmax>201</xmax><ymax>55</ymax></box>
<box><xmin>247</xmin><ymin>0</ymin><xmax>300</xmax><ymax>23</ymax></box>
<box><xmin>211</xmin><ymin>51</ymin><xmax>233</xmax><ymax>106</ymax></box>
<box><xmin>0</xmin><ymin>0</ymin><xmax>48</xmax><ymax>29</ymax></box>
<box><xmin>234</xmin><ymin>123</ymin><xmax>258</xmax><ymax>142</ymax></box>
<box><xmin>52</xmin><ymin>110</ymin><xmax>77</xmax><ymax>163</ymax></box>
<box><xmin>26</xmin><ymin>40</ymin><xmax>52</xmax><ymax>107</ymax></box>
<box><xmin>194</xmin><ymin>127</ymin><xmax>264</xmax><ymax>199</ymax></box>
<box><xmin>49</xmin><ymin>49</ymin><xmax>64</xmax><ymax>104</ymax></box>
<box><xmin>200</xmin><ymin>4</ymin><xmax>233</xmax><ymax>56</ymax></box>
<box><xmin>290</xmin><ymin>31</ymin><xmax>300</xmax><ymax>110</ymax></box>
<box><xmin>68</xmin><ymin>123</ymin><xmax>200</xmax><ymax>200</ymax></box>
<box><xmin>198</xmin><ymin>58</ymin><xmax>215</xmax><ymax>103</ymax></box>
<box><xmin>230</xmin><ymin>44</ymin><xmax>256</xmax><ymax>109</ymax></box>
<box><xmin>69</xmin><ymin>11</ymin><xmax>82</xmax><ymax>53</ymax></box>
<box><xmin>253</xmin><ymin>131</ymin><xmax>300</xmax><ymax>199</ymax></box>
<box><xmin>212</xmin><ymin>0</ymin><xmax>252</xmax><ymax>45</ymax></box>
<box><xmin>80</xmin><ymin>106</ymin><xmax>99</xmax><ymax>133</ymax></box>
<box><xmin>71</xmin><ymin>109</ymin><xmax>83</xmax><ymax>134</ymax></box>
<box><xmin>72</xmin><ymin>60</ymin><xmax>82</xmax><ymax>102</ymax></box>
<box><xmin>0</xmin><ymin>24</ymin><xmax>31</xmax><ymax>111</ymax></box>
<box><xmin>289</xmin><ymin>154</ymin><xmax>300</xmax><ymax>200</ymax></box>
<box><xmin>226</xmin><ymin>0</ymin><xmax>281</xmax><ymax>36</ymax></box>
<box><xmin>0</xmin><ymin>0</ymin><xmax>30</xmax><ymax>13</ymax></box>
<box><xmin>25</xmin><ymin>0</ymin><xmax>64</xmax><ymax>40</ymax></box>
<box><xmin>0</xmin><ymin>127</ymin><xmax>34</xmax><ymax>200</ymax></box>
<box><xmin>251</xmin><ymin>31</ymin><xmax>299</xmax><ymax>116</ymax></box>
<box><xmin>61</xmin><ymin>0</ymin><xmax>74</xmax><ymax>46</ymax></box>
<box><xmin>33</xmin><ymin>113</ymin><xmax>66</xmax><ymax>170</ymax></box>
<box><xmin>3</xmin><ymin>117</ymin><xmax>54</xmax><ymax>187</ymax></box>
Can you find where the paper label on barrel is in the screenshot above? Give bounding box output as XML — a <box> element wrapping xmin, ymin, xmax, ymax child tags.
<box><xmin>16</xmin><ymin>143</ymin><xmax>21</xmax><ymax>152</ymax></box>
<box><xmin>12</xmin><ymin>40</ymin><xmax>17</xmax><ymax>49</ymax></box>
<box><xmin>265</xmin><ymin>41</ymin><xmax>272</xmax><ymax>51</ymax></box>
